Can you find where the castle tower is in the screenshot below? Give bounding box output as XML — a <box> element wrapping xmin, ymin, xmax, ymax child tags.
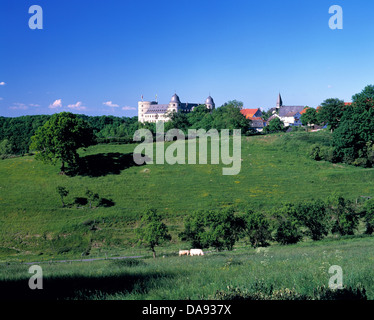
<box><xmin>205</xmin><ymin>96</ymin><xmax>215</xmax><ymax>110</ymax></box>
<box><xmin>138</xmin><ymin>99</ymin><xmax>155</xmax><ymax>123</ymax></box>
<box><xmin>168</xmin><ymin>93</ymin><xmax>181</xmax><ymax>113</ymax></box>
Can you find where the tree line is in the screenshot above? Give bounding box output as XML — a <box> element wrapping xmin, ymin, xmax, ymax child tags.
<box><xmin>301</xmin><ymin>85</ymin><xmax>374</xmax><ymax>167</ymax></box>
<box><xmin>136</xmin><ymin>194</ymin><xmax>374</xmax><ymax>258</ymax></box>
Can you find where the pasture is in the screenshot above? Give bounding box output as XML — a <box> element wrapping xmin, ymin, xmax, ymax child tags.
<box><xmin>0</xmin><ymin>236</ymin><xmax>373</xmax><ymax>300</ymax></box>
<box><xmin>0</xmin><ymin>130</ymin><xmax>374</xmax><ymax>264</ymax></box>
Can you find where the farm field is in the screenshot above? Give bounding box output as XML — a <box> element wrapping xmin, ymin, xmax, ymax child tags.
<box><xmin>0</xmin><ymin>131</ymin><xmax>374</xmax><ymax>263</ymax></box>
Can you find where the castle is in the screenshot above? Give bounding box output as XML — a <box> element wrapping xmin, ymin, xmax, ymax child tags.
<box><xmin>138</xmin><ymin>94</ymin><xmax>215</xmax><ymax>123</ymax></box>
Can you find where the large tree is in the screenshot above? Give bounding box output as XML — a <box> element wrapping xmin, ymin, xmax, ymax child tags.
<box><xmin>301</xmin><ymin>107</ymin><xmax>318</xmax><ymax>131</ymax></box>
<box><xmin>332</xmin><ymin>85</ymin><xmax>374</xmax><ymax>166</ymax></box>
<box><xmin>30</xmin><ymin>112</ymin><xmax>95</xmax><ymax>172</ymax></box>
<box><xmin>317</xmin><ymin>98</ymin><xmax>345</xmax><ymax>132</ymax></box>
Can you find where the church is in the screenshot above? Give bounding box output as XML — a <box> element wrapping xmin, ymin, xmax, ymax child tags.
<box><xmin>138</xmin><ymin>94</ymin><xmax>215</xmax><ymax>123</ymax></box>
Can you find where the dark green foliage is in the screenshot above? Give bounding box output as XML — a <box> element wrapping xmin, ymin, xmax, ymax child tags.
<box><xmin>362</xmin><ymin>199</ymin><xmax>374</xmax><ymax>234</ymax></box>
<box><xmin>263</xmin><ymin>117</ymin><xmax>284</xmax><ymax>133</ymax></box>
<box><xmin>179</xmin><ymin>211</ymin><xmax>206</xmax><ymax>249</ymax></box>
<box><xmin>203</xmin><ymin>208</ymin><xmax>245</xmax><ymax>251</ymax></box>
<box><xmin>56</xmin><ymin>186</ymin><xmax>69</xmax><ymax>208</ymax></box>
<box><xmin>0</xmin><ymin>115</ymin><xmax>51</xmax><ymax>155</ymax></box>
<box><xmin>295</xmin><ymin>200</ymin><xmax>330</xmax><ymax>241</ymax></box>
<box><xmin>313</xmin><ymin>285</ymin><xmax>367</xmax><ymax>300</ymax></box>
<box><xmin>301</xmin><ymin>107</ymin><xmax>319</xmax><ymax>131</ymax></box>
<box><xmin>213</xmin><ymin>283</ymin><xmax>367</xmax><ymax>300</ymax></box>
<box><xmin>332</xmin><ymin>85</ymin><xmax>374</xmax><ymax>167</ymax></box>
<box><xmin>30</xmin><ymin>112</ymin><xmax>95</xmax><ymax>172</ymax></box>
<box><xmin>136</xmin><ymin>209</ymin><xmax>172</xmax><ymax>258</ymax></box>
<box><xmin>179</xmin><ymin>209</ymin><xmax>245</xmax><ymax>251</ymax></box>
<box><xmin>242</xmin><ymin>210</ymin><xmax>272</xmax><ymax>248</ymax></box>
<box><xmin>273</xmin><ymin>203</ymin><xmax>303</xmax><ymax>245</ymax></box>
<box><xmin>317</xmin><ymin>98</ymin><xmax>345</xmax><ymax>132</ymax></box>
<box><xmin>327</xmin><ymin>195</ymin><xmax>359</xmax><ymax>236</ymax></box>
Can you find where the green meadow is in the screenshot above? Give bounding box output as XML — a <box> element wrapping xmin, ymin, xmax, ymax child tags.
<box><xmin>1</xmin><ymin>131</ymin><xmax>374</xmax><ymax>262</ymax></box>
<box><xmin>1</xmin><ymin>237</ymin><xmax>373</xmax><ymax>300</ymax></box>
<box><xmin>1</xmin><ymin>130</ymin><xmax>374</xmax><ymax>300</ymax></box>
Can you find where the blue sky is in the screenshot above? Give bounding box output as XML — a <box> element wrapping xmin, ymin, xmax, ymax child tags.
<box><xmin>1</xmin><ymin>0</ymin><xmax>374</xmax><ymax>117</ymax></box>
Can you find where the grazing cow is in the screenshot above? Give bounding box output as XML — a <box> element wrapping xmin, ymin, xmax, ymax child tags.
<box><xmin>179</xmin><ymin>250</ymin><xmax>190</xmax><ymax>256</ymax></box>
<box><xmin>189</xmin><ymin>249</ymin><xmax>204</xmax><ymax>256</ymax></box>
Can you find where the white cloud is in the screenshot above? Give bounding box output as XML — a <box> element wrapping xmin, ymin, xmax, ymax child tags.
<box><xmin>29</xmin><ymin>103</ymin><xmax>40</xmax><ymax>107</ymax></box>
<box><xmin>0</xmin><ymin>82</ymin><xmax>6</xmax><ymax>86</ymax></box>
<box><xmin>9</xmin><ymin>103</ymin><xmax>28</xmax><ymax>110</ymax></box>
<box><xmin>49</xmin><ymin>99</ymin><xmax>63</xmax><ymax>109</ymax></box>
<box><xmin>122</xmin><ymin>106</ymin><xmax>136</xmax><ymax>111</ymax></box>
<box><xmin>67</xmin><ymin>101</ymin><xmax>87</xmax><ymax>111</ymax></box>
<box><xmin>103</xmin><ymin>101</ymin><xmax>119</xmax><ymax>108</ymax></box>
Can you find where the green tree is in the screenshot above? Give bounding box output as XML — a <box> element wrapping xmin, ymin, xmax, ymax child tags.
<box><xmin>301</xmin><ymin>107</ymin><xmax>318</xmax><ymax>132</ymax></box>
<box><xmin>295</xmin><ymin>200</ymin><xmax>330</xmax><ymax>241</ymax></box>
<box><xmin>212</xmin><ymin>104</ymin><xmax>250</xmax><ymax>134</ymax></box>
<box><xmin>203</xmin><ymin>208</ymin><xmax>245</xmax><ymax>251</ymax></box>
<box><xmin>264</xmin><ymin>117</ymin><xmax>284</xmax><ymax>134</ymax></box>
<box><xmin>362</xmin><ymin>199</ymin><xmax>374</xmax><ymax>234</ymax></box>
<box><xmin>243</xmin><ymin>210</ymin><xmax>272</xmax><ymax>248</ymax></box>
<box><xmin>165</xmin><ymin>111</ymin><xmax>190</xmax><ymax>132</ymax></box>
<box><xmin>30</xmin><ymin>112</ymin><xmax>95</xmax><ymax>173</ymax></box>
<box><xmin>56</xmin><ymin>186</ymin><xmax>69</xmax><ymax>208</ymax></box>
<box><xmin>179</xmin><ymin>209</ymin><xmax>245</xmax><ymax>251</ymax></box>
<box><xmin>317</xmin><ymin>98</ymin><xmax>345</xmax><ymax>132</ymax></box>
<box><xmin>332</xmin><ymin>85</ymin><xmax>374</xmax><ymax>167</ymax></box>
<box><xmin>0</xmin><ymin>139</ymin><xmax>12</xmax><ymax>156</ymax></box>
<box><xmin>136</xmin><ymin>209</ymin><xmax>171</xmax><ymax>258</ymax></box>
<box><xmin>85</xmin><ymin>189</ymin><xmax>100</xmax><ymax>209</ymax></box>
<box><xmin>327</xmin><ymin>195</ymin><xmax>359</xmax><ymax>236</ymax></box>
<box><xmin>273</xmin><ymin>203</ymin><xmax>302</xmax><ymax>245</ymax></box>
<box><xmin>179</xmin><ymin>210</ymin><xmax>207</xmax><ymax>249</ymax></box>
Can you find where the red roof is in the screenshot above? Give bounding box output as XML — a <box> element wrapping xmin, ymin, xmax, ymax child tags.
<box><xmin>299</xmin><ymin>107</ymin><xmax>309</xmax><ymax>115</ymax></box>
<box><xmin>240</xmin><ymin>108</ymin><xmax>261</xmax><ymax>119</ymax></box>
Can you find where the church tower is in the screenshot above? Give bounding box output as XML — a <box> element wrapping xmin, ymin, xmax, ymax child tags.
<box><xmin>276</xmin><ymin>93</ymin><xmax>283</xmax><ymax>109</ymax></box>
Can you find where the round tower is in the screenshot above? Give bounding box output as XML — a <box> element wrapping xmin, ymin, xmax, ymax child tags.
<box><xmin>205</xmin><ymin>96</ymin><xmax>215</xmax><ymax>110</ymax></box>
<box><xmin>168</xmin><ymin>93</ymin><xmax>181</xmax><ymax>113</ymax></box>
<box><xmin>138</xmin><ymin>100</ymin><xmax>152</xmax><ymax>123</ymax></box>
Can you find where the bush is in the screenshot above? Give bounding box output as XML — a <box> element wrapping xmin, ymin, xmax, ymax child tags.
<box><xmin>313</xmin><ymin>285</ymin><xmax>367</xmax><ymax>300</ymax></box>
<box><xmin>243</xmin><ymin>210</ymin><xmax>272</xmax><ymax>248</ymax></box>
<box><xmin>272</xmin><ymin>203</ymin><xmax>302</xmax><ymax>245</ymax></box>
<box><xmin>295</xmin><ymin>200</ymin><xmax>330</xmax><ymax>241</ymax></box>
<box><xmin>327</xmin><ymin>195</ymin><xmax>359</xmax><ymax>236</ymax></box>
<box><xmin>363</xmin><ymin>199</ymin><xmax>374</xmax><ymax>234</ymax></box>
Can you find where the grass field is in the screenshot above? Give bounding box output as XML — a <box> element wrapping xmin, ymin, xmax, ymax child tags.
<box><xmin>1</xmin><ymin>236</ymin><xmax>373</xmax><ymax>300</ymax></box>
<box><xmin>1</xmin><ymin>130</ymin><xmax>374</xmax><ymax>262</ymax></box>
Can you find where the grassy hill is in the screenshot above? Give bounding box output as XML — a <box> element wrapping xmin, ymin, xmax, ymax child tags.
<box><xmin>1</xmin><ymin>130</ymin><xmax>374</xmax><ymax>261</ymax></box>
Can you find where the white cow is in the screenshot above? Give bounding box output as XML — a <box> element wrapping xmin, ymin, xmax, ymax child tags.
<box><xmin>179</xmin><ymin>250</ymin><xmax>190</xmax><ymax>256</ymax></box>
<box><xmin>189</xmin><ymin>249</ymin><xmax>204</xmax><ymax>256</ymax></box>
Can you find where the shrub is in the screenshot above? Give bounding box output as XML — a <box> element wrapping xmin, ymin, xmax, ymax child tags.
<box><xmin>295</xmin><ymin>200</ymin><xmax>330</xmax><ymax>241</ymax></box>
<box><xmin>273</xmin><ymin>203</ymin><xmax>303</xmax><ymax>245</ymax></box>
<box><xmin>327</xmin><ymin>195</ymin><xmax>359</xmax><ymax>236</ymax></box>
<box><xmin>313</xmin><ymin>285</ymin><xmax>367</xmax><ymax>300</ymax></box>
<box><xmin>243</xmin><ymin>210</ymin><xmax>272</xmax><ymax>248</ymax></box>
<box><xmin>363</xmin><ymin>199</ymin><xmax>374</xmax><ymax>234</ymax></box>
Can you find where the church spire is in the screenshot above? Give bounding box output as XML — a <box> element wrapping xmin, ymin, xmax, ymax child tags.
<box><xmin>277</xmin><ymin>93</ymin><xmax>283</xmax><ymax>108</ymax></box>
